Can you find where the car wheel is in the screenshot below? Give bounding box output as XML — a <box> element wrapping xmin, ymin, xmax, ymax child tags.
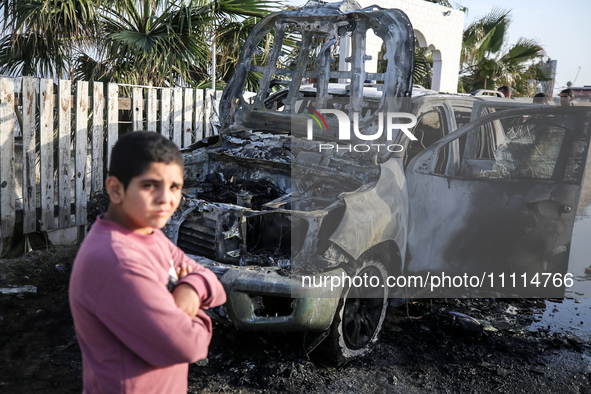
<box><xmin>312</xmin><ymin>257</ymin><xmax>389</xmax><ymax>366</ymax></box>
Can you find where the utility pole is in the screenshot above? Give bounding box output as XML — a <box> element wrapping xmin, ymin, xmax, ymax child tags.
<box><xmin>573</xmin><ymin>66</ymin><xmax>581</xmax><ymax>86</ymax></box>
<box><xmin>212</xmin><ymin>39</ymin><xmax>216</xmax><ymax>91</ymax></box>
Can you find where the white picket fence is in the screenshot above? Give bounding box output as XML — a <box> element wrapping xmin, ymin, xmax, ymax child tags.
<box><xmin>0</xmin><ymin>76</ymin><xmax>222</xmax><ymax>239</ymax></box>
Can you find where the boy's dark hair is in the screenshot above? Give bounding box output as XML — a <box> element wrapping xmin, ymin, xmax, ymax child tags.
<box><xmin>560</xmin><ymin>88</ymin><xmax>574</xmax><ymax>98</ymax></box>
<box><xmin>109</xmin><ymin>131</ymin><xmax>184</xmax><ymax>189</ymax></box>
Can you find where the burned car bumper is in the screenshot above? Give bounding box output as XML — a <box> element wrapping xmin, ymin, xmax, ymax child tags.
<box><xmin>190</xmin><ymin>255</ymin><xmax>342</xmax><ymax>332</ymax></box>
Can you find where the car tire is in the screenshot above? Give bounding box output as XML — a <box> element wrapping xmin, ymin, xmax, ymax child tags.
<box><xmin>312</xmin><ymin>257</ymin><xmax>389</xmax><ymax>366</ymax></box>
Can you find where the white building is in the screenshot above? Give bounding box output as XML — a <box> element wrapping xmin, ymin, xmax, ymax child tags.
<box><xmin>339</xmin><ymin>0</ymin><xmax>464</xmax><ymax>93</ymax></box>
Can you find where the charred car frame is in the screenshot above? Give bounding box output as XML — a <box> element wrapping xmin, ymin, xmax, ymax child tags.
<box><xmin>164</xmin><ymin>0</ymin><xmax>591</xmax><ymax>364</ymax></box>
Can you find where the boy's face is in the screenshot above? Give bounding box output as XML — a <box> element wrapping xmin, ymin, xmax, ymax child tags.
<box><xmin>107</xmin><ymin>162</ymin><xmax>184</xmax><ymax>234</ymax></box>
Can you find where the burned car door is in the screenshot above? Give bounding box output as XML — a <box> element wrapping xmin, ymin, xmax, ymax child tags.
<box><xmin>404</xmin><ymin>106</ymin><xmax>591</xmax><ymax>297</ymax></box>
<box><xmin>469</xmin><ymin>99</ymin><xmax>533</xmax><ymax>121</ymax></box>
<box><xmin>404</xmin><ymin>100</ymin><xmax>452</xmax><ymax>167</ymax></box>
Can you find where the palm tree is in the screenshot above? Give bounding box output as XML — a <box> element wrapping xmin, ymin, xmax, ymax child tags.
<box><xmin>0</xmin><ymin>0</ymin><xmax>277</xmax><ymax>87</ymax></box>
<box><xmin>0</xmin><ymin>0</ymin><xmax>101</xmax><ymax>78</ymax></box>
<box><xmin>422</xmin><ymin>0</ymin><xmax>466</xmax><ymax>12</ymax></box>
<box><xmin>213</xmin><ymin>15</ymin><xmax>267</xmax><ymax>91</ymax></box>
<box><xmin>413</xmin><ymin>43</ymin><xmax>433</xmax><ymax>89</ymax></box>
<box><xmin>90</xmin><ymin>0</ymin><xmax>277</xmax><ymax>87</ymax></box>
<box><xmin>458</xmin><ymin>8</ymin><xmax>548</xmax><ymax>95</ymax></box>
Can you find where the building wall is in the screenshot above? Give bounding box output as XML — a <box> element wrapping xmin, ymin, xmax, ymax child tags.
<box><xmin>354</xmin><ymin>0</ymin><xmax>464</xmax><ymax>93</ymax></box>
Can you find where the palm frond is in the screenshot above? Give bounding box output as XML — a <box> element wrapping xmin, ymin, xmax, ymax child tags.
<box><xmin>462</xmin><ymin>8</ymin><xmax>510</xmax><ymax>64</ymax></box>
<box><xmin>499</xmin><ymin>38</ymin><xmax>545</xmax><ymax>67</ymax></box>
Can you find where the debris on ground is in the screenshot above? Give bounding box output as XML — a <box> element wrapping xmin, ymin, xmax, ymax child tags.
<box><xmin>1</xmin><ymin>248</ymin><xmax>590</xmax><ymax>393</ymax></box>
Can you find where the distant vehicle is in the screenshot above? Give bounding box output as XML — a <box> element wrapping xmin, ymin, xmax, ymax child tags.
<box><xmin>164</xmin><ymin>0</ymin><xmax>591</xmax><ymax>365</ymax></box>
<box><xmin>471</xmin><ymin>89</ymin><xmax>505</xmax><ymax>97</ymax></box>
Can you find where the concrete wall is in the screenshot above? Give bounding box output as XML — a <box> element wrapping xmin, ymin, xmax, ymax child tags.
<box><xmin>355</xmin><ymin>0</ymin><xmax>464</xmax><ymax>93</ymax></box>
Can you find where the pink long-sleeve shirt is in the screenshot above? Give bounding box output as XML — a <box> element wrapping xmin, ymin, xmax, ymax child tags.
<box><xmin>69</xmin><ymin>217</ymin><xmax>226</xmax><ymax>393</ymax></box>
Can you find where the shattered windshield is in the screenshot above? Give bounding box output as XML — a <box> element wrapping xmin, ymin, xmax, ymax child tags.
<box><xmin>442</xmin><ymin>111</ymin><xmax>589</xmax><ymax>182</ymax></box>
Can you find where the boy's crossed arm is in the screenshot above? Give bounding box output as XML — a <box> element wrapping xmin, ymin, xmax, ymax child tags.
<box><xmin>173</xmin><ymin>284</ymin><xmax>201</xmax><ymax>319</ymax></box>
<box><xmin>173</xmin><ymin>262</ymin><xmax>201</xmax><ymax>319</ymax></box>
<box><xmin>170</xmin><ymin>247</ymin><xmax>226</xmax><ymax>320</ymax></box>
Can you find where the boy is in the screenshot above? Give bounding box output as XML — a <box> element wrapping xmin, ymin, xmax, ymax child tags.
<box><xmin>69</xmin><ymin>131</ymin><xmax>226</xmax><ymax>393</ymax></box>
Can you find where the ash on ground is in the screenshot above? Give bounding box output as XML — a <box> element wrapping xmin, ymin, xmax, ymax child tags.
<box><xmin>1</xmin><ymin>248</ymin><xmax>590</xmax><ymax>393</ymax></box>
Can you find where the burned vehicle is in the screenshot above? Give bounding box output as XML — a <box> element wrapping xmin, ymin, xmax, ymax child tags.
<box><xmin>164</xmin><ymin>0</ymin><xmax>591</xmax><ymax>365</ymax></box>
